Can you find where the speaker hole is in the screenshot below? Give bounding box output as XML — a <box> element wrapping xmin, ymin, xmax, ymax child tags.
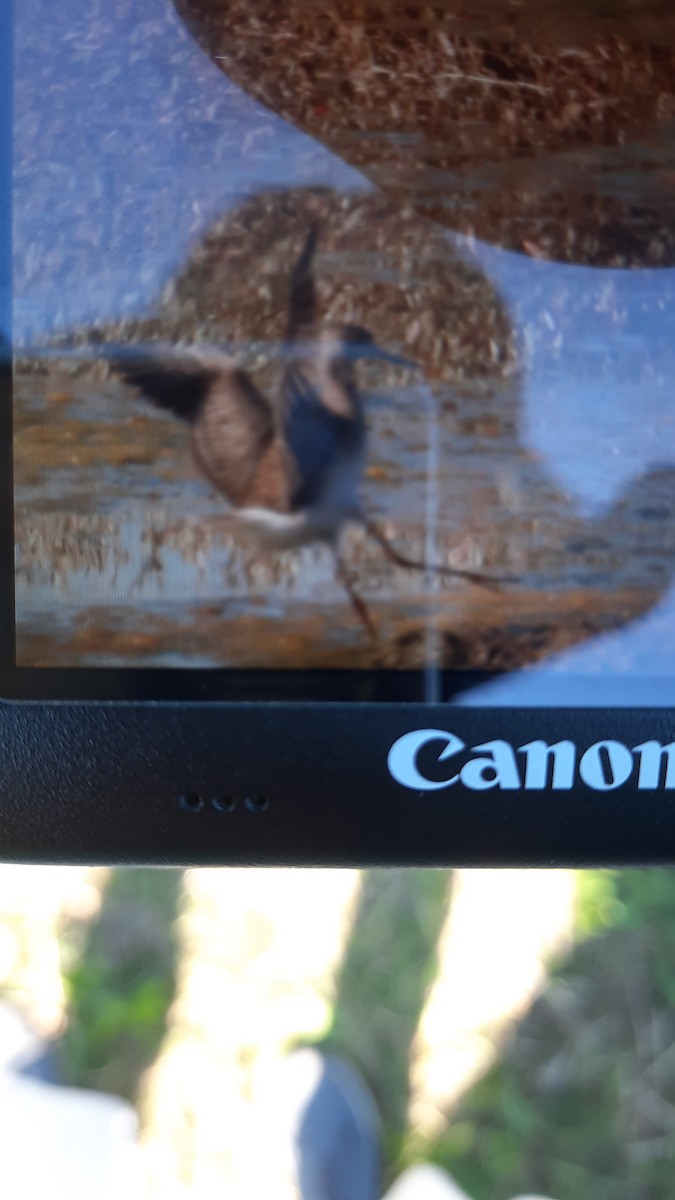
<box><xmin>245</xmin><ymin>792</ymin><xmax>269</xmax><ymax>813</ymax></box>
<box><xmin>179</xmin><ymin>792</ymin><xmax>204</xmax><ymax>813</ymax></box>
<box><xmin>211</xmin><ymin>794</ymin><xmax>236</xmax><ymax>813</ymax></box>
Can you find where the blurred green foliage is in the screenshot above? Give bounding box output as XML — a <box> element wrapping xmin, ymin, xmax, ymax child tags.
<box><xmin>414</xmin><ymin>870</ymin><xmax>675</xmax><ymax>1200</ymax></box>
<box><xmin>56</xmin><ymin>865</ymin><xmax>675</xmax><ymax>1200</ymax></box>
<box><xmin>60</xmin><ymin>868</ymin><xmax>182</xmax><ymax>1099</ymax></box>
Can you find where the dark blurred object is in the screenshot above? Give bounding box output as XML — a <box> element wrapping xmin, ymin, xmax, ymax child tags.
<box><xmin>173</xmin><ymin>0</ymin><xmax>675</xmax><ymax>267</ymax></box>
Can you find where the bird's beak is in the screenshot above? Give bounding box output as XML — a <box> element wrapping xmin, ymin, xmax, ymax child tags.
<box><xmin>368</xmin><ymin>345</ymin><xmax>417</xmax><ymax>370</ymax></box>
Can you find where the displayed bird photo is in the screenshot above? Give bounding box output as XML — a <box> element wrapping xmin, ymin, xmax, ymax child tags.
<box><xmin>12</xmin><ymin>0</ymin><xmax>675</xmax><ymax>684</ymax></box>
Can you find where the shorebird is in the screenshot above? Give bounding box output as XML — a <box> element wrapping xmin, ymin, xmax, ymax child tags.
<box><xmin>105</xmin><ymin>226</ymin><xmax>498</xmax><ymax>635</ymax></box>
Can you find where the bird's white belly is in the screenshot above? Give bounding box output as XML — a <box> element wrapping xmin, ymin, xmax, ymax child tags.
<box><xmin>235</xmin><ymin>448</ymin><xmax>365</xmax><ymax>550</ymax></box>
<box><xmin>235</xmin><ymin>504</ymin><xmax>358</xmax><ymax>550</ymax></box>
<box><xmin>235</xmin><ymin>507</ymin><xmax>315</xmax><ymax>550</ymax></box>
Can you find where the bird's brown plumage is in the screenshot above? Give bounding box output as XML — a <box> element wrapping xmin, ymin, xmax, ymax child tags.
<box><xmin>189</xmin><ymin>367</ymin><xmax>298</xmax><ymax>512</ymax></box>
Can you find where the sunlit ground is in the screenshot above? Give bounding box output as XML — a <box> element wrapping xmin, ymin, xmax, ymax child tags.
<box><xmin>5</xmin><ymin>863</ymin><xmax>673</xmax><ymax>1199</ymax></box>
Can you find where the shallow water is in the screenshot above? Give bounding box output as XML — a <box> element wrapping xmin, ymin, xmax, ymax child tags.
<box><xmin>14</xmin><ymin>359</ymin><xmax>675</xmax><ymax>670</ymax></box>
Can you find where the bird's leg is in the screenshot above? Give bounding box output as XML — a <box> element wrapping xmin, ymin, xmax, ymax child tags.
<box><xmin>334</xmin><ymin>551</ymin><xmax>378</xmax><ymax>640</ymax></box>
<box><xmin>362</xmin><ymin>517</ymin><xmax>503</xmax><ymax>593</ymax></box>
<box><xmin>131</xmin><ymin>525</ymin><xmax>164</xmax><ymax>594</ymax></box>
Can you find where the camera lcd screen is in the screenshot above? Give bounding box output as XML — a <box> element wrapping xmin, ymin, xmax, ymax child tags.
<box><xmin>7</xmin><ymin>0</ymin><xmax>675</xmax><ymax>705</ymax></box>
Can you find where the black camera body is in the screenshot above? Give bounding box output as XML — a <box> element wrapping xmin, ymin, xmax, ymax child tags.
<box><xmin>0</xmin><ymin>704</ymin><xmax>673</xmax><ymax>865</ymax></box>
<box><xmin>5</xmin><ymin>0</ymin><xmax>675</xmax><ymax>865</ymax></box>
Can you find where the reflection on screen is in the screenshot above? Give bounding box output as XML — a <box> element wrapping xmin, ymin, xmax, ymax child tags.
<box><xmin>12</xmin><ymin>0</ymin><xmax>675</xmax><ymax>692</ymax></box>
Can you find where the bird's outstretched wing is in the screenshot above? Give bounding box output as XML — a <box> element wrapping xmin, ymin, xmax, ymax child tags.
<box><xmin>107</xmin><ymin>342</ymin><xmax>298</xmax><ymax>512</ymax></box>
<box><xmin>192</xmin><ymin>366</ymin><xmax>297</xmax><ymax>510</ymax></box>
<box><xmin>286</xmin><ymin>224</ymin><xmax>319</xmax><ymax>339</ymax></box>
<box><xmin>281</xmin><ymin>224</ymin><xmax>361</xmax><ymax>508</ymax></box>
<box><xmin>102</xmin><ymin>343</ymin><xmax>233</xmax><ymax>422</ymax></box>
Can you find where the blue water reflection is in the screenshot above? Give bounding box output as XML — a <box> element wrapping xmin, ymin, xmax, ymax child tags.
<box><xmin>456</xmin><ymin>247</ymin><xmax>675</xmax><ymax>703</ymax></box>
<box><xmin>465</xmin><ymin>239</ymin><xmax>675</xmax><ymax>512</ymax></box>
<box><xmin>14</xmin><ymin>0</ymin><xmax>362</xmax><ymax>339</ymax></box>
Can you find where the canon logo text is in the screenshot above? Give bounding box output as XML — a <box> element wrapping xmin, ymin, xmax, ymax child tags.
<box><xmin>387</xmin><ymin>729</ymin><xmax>675</xmax><ymax>792</ymax></box>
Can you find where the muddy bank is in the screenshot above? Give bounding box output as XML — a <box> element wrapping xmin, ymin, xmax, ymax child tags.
<box><xmin>15</xmin><ymin>583</ymin><xmax>656</xmax><ymax>671</ymax></box>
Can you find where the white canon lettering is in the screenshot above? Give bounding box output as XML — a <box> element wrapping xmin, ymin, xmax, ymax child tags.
<box><xmin>387</xmin><ymin>730</ymin><xmax>669</xmax><ymax>793</ymax></box>
<box><xmin>460</xmin><ymin>740</ymin><xmax>521</xmax><ymax>791</ymax></box>
<box><xmin>633</xmin><ymin>741</ymin><xmax>675</xmax><ymax>790</ymax></box>
<box><xmin>579</xmin><ymin>740</ymin><xmax>633</xmax><ymax>791</ymax></box>
<box><xmin>386</xmin><ymin>729</ymin><xmax>465</xmax><ymax>792</ymax></box>
<box><xmin>519</xmin><ymin>740</ymin><xmax>576</xmax><ymax>790</ymax></box>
